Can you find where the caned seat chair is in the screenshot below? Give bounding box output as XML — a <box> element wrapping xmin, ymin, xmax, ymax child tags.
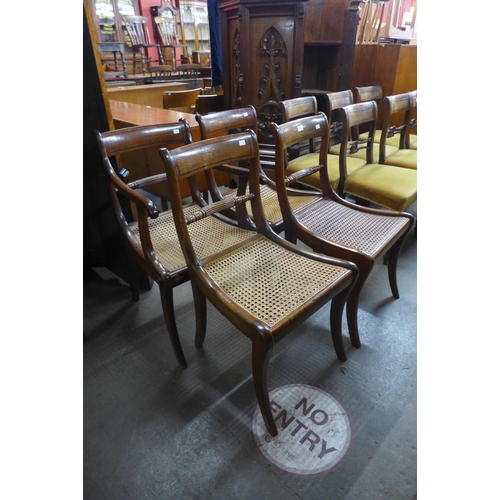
<box><xmin>163</xmin><ymin>87</ymin><xmax>203</xmax><ymax>113</ymax></box>
<box><xmin>122</xmin><ymin>15</ymin><xmax>164</xmax><ymax>75</ymax></box>
<box><xmin>269</xmin><ymin>113</ymin><xmax>414</xmax><ymax>348</ymax></box>
<box><xmin>95</xmin><ymin>121</ymin><xmax>255</xmax><ymax>368</ymax></box>
<box><xmin>284</xmin><ymin>93</ymin><xmax>366</xmax><ymax>193</ymax></box>
<box><xmin>378</xmin><ymin>92</ymin><xmax>417</xmax><ymax>170</ymax></box>
<box><xmin>339</xmin><ymin>101</ymin><xmax>417</xmax><ymax>212</ymax></box>
<box><xmin>195</xmin><ymin>106</ymin><xmax>321</xmax><ymax>239</ymax></box>
<box><xmin>159</xmin><ymin>130</ymin><xmax>357</xmax><ymax>436</ymax></box>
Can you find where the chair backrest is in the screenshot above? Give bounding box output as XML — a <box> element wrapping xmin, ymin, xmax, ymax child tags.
<box><xmin>269</xmin><ymin>113</ymin><xmax>334</xmax><ymax>201</ymax></box>
<box><xmin>163</xmin><ymin>87</ymin><xmax>203</xmax><ymax>112</ymax></box>
<box><xmin>338</xmin><ymin>101</ymin><xmax>378</xmax><ymax>192</ymax></box>
<box><xmin>176</xmin><ymin>63</ymin><xmax>200</xmax><ymax>78</ymax></box>
<box><xmin>325</xmin><ymin>90</ymin><xmax>354</xmax><ymax>143</ymax></box>
<box><xmin>280</xmin><ymin>96</ymin><xmax>318</xmax><ymax>123</ymax></box>
<box><xmin>122</xmin><ymin>15</ymin><xmax>152</xmax><ymax>47</ymax></box>
<box><xmin>353</xmin><ymin>85</ymin><xmax>383</xmax><ymax>104</ymax></box>
<box><xmin>379</xmin><ymin>92</ymin><xmax>411</xmax><ymax>162</ymax></box>
<box><xmin>195</xmin><ymin>106</ymin><xmax>259</xmax><ymax>208</ymax></box>
<box><xmin>154</xmin><ymin>14</ymin><xmax>182</xmax><ymax>47</ymax></box>
<box><xmin>94</xmin><ymin>120</ymin><xmax>193</xmax><ymax>277</ymax></box>
<box><xmin>195</xmin><ymin>94</ymin><xmax>225</xmax><ymax>116</ymax></box>
<box><xmin>159</xmin><ymin>131</ymin><xmax>269</xmax><ymax>252</ymax></box>
<box><xmin>279</xmin><ymin>96</ymin><xmax>319</xmax><ymax>157</ymax></box>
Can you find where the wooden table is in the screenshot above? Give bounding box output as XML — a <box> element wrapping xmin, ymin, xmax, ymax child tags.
<box><xmin>109</xmin><ymin>100</ymin><xmax>229</xmax><ymax>201</ymax></box>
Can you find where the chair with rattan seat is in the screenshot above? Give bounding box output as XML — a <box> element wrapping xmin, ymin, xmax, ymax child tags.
<box><xmin>338</xmin><ymin>101</ymin><xmax>417</xmax><ymax>212</ymax></box>
<box><xmin>159</xmin><ymin>130</ymin><xmax>358</xmax><ymax>436</ymax></box>
<box><xmin>163</xmin><ymin>87</ymin><xmax>203</xmax><ymax>113</ymax></box>
<box><xmin>269</xmin><ymin>112</ymin><xmax>414</xmax><ymax>349</ymax></box>
<box><xmin>95</xmin><ymin>121</ymin><xmax>255</xmax><ymax>368</ymax></box>
<box><xmin>378</xmin><ymin>92</ymin><xmax>417</xmax><ymax>170</ymax></box>
<box><xmin>122</xmin><ymin>15</ymin><xmax>164</xmax><ymax>75</ymax></box>
<box><xmin>195</xmin><ymin>106</ymin><xmax>321</xmax><ymax>240</ymax></box>
<box><xmin>283</xmin><ymin>93</ymin><xmax>367</xmax><ymax>194</ymax></box>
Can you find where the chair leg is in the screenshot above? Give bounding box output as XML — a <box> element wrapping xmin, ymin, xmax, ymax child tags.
<box><xmin>329</xmin><ymin>285</ymin><xmax>353</xmax><ymax>362</ymax></box>
<box><xmin>386</xmin><ymin>233</ymin><xmax>409</xmax><ymax>300</ymax></box>
<box><xmin>192</xmin><ymin>282</ymin><xmax>207</xmax><ymax>348</ymax></box>
<box><xmin>252</xmin><ymin>338</ymin><xmax>276</xmax><ymax>436</ymax></box>
<box><xmin>159</xmin><ymin>284</ymin><xmax>188</xmax><ymax>368</ymax></box>
<box><xmin>345</xmin><ymin>260</ymin><xmax>373</xmax><ymax>349</ymax></box>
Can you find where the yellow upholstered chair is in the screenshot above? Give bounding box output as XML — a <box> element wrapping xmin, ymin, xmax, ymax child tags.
<box><xmin>379</xmin><ymin>92</ymin><xmax>417</xmax><ymax>170</ymax></box>
<box><xmin>268</xmin><ymin>112</ymin><xmax>414</xmax><ymax>348</ymax></box>
<box><xmin>339</xmin><ymin>101</ymin><xmax>417</xmax><ymax>212</ymax></box>
<box><xmin>159</xmin><ymin>129</ymin><xmax>357</xmax><ymax>436</ymax></box>
<box><xmin>280</xmin><ymin>95</ymin><xmax>366</xmax><ymax>193</ymax></box>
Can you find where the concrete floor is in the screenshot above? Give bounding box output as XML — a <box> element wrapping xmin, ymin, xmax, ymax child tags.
<box><xmin>83</xmin><ymin>205</ymin><xmax>417</xmax><ymax>499</ymax></box>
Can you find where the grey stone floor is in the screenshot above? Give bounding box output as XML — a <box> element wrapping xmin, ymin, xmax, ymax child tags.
<box><xmin>83</xmin><ymin>211</ymin><xmax>417</xmax><ymax>499</ymax></box>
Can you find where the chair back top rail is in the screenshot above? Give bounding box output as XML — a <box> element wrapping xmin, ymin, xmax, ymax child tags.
<box><xmin>280</xmin><ymin>96</ymin><xmax>318</xmax><ymax>122</ymax></box>
<box><xmin>354</xmin><ymin>85</ymin><xmax>383</xmax><ymax>103</ymax></box>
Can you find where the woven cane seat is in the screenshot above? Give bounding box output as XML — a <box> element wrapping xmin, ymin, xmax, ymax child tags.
<box><xmin>203</xmin><ymin>236</ymin><xmax>351</xmax><ymax>328</ymax></box>
<box><xmin>294</xmin><ymin>198</ymin><xmax>409</xmax><ymax>257</ymax></box>
<box><xmin>130</xmin><ymin>205</ymin><xmax>255</xmax><ymax>272</ymax></box>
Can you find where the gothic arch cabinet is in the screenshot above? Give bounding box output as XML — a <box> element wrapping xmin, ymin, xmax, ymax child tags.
<box><xmin>217</xmin><ymin>0</ymin><xmax>308</xmax><ymax>146</ymax></box>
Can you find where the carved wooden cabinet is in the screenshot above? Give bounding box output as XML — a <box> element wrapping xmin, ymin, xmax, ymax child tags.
<box><xmin>217</xmin><ymin>0</ymin><xmax>308</xmax><ymax>148</ymax></box>
<box><xmin>302</xmin><ymin>0</ymin><xmax>361</xmax><ymax>95</ymax></box>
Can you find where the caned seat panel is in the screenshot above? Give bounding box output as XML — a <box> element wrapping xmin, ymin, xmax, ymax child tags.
<box><xmin>294</xmin><ymin>198</ymin><xmax>410</xmax><ymax>257</ymax></box>
<box><xmin>203</xmin><ymin>236</ymin><xmax>352</xmax><ymax>328</ymax></box>
<box><xmin>130</xmin><ymin>205</ymin><xmax>255</xmax><ymax>272</ymax></box>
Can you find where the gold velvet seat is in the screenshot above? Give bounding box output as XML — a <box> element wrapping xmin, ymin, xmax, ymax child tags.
<box><xmin>268</xmin><ymin>112</ymin><xmax>414</xmax><ymax>349</ymax></box>
<box><xmin>159</xmin><ymin>130</ymin><xmax>357</xmax><ymax>437</ymax></box>
<box><xmin>339</xmin><ymin>102</ymin><xmax>417</xmax><ymax>212</ymax></box>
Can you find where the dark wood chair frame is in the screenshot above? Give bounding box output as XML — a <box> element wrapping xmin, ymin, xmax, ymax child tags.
<box><xmin>195</xmin><ymin>105</ymin><xmax>322</xmax><ymax>240</ymax></box>
<box><xmin>159</xmin><ymin>130</ymin><xmax>358</xmax><ymax>436</ymax></box>
<box><xmin>269</xmin><ymin>112</ymin><xmax>414</xmax><ymax>348</ymax></box>
<box><xmin>95</xmin><ymin>120</ymin><xmax>249</xmax><ymax>368</ymax></box>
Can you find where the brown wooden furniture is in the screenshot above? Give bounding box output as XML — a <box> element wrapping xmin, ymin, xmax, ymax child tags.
<box><xmin>163</xmin><ymin>87</ymin><xmax>203</xmax><ymax>113</ymax></box>
<box><xmin>109</xmin><ymin>100</ymin><xmax>231</xmax><ymax>206</ymax></box>
<box><xmin>194</xmin><ymin>94</ymin><xmax>225</xmax><ymax>115</ymax></box>
<box><xmin>351</xmin><ymin>43</ymin><xmax>417</xmax><ymax>128</ymax></box>
<box><xmin>107</xmin><ymin>81</ymin><xmax>195</xmax><ymax>108</ymax></box>
<box><xmin>407</xmin><ymin>90</ymin><xmax>417</xmax><ymax>150</ymax></box>
<box><xmin>339</xmin><ymin>101</ymin><xmax>417</xmax><ymax>211</ymax></box>
<box><xmin>302</xmin><ymin>0</ymin><xmax>362</xmax><ymax>93</ymax></box>
<box><xmin>154</xmin><ymin>10</ymin><xmax>188</xmax><ymax>69</ymax></box>
<box><xmin>159</xmin><ymin>129</ymin><xmax>357</xmax><ymax>436</ymax></box>
<box><xmin>95</xmin><ymin>120</ymin><xmax>255</xmax><ymax>368</ymax></box>
<box><xmin>379</xmin><ymin>92</ymin><xmax>417</xmax><ymax>169</ymax></box>
<box><xmin>122</xmin><ymin>15</ymin><xmax>164</xmax><ymax>75</ymax></box>
<box><xmin>280</xmin><ymin>94</ymin><xmax>366</xmax><ymax>194</ymax></box>
<box><xmin>269</xmin><ymin>112</ymin><xmax>414</xmax><ymax>348</ymax></box>
<box><xmin>195</xmin><ymin>105</ymin><xmax>321</xmax><ymax>239</ymax></box>
<box><xmin>176</xmin><ymin>63</ymin><xmax>201</xmax><ymax>78</ymax></box>
<box><xmin>98</xmin><ymin>42</ymin><xmax>128</xmax><ymax>78</ymax></box>
<box><xmin>217</xmin><ymin>0</ymin><xmax>307</xmax><ymax>146</ymax></box>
